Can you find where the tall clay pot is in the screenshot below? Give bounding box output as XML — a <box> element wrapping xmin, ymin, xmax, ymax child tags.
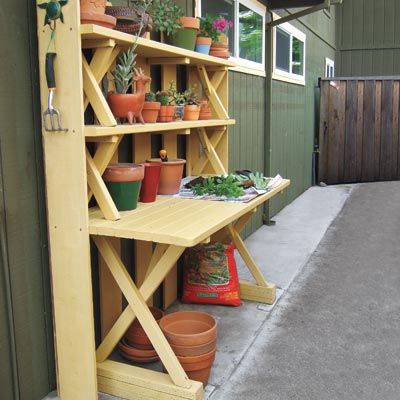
<box><xmin>103</xmin><ymin>163</ymin><xmax>144</xmax><ymax>211</ymax></box>
<box><xmin>139</xmin><ymin>162</ymin><xmax>162</xmax><ymax>203</ymax></box>
<box><xmin>147</xmin><ymin>158</ymin><xmax>186</xmax><ymax>195</ymax></box>
<box><xmin>210</xmin><ymin>33</ymin><xmax>230</xmax><ymax>59</ymax></box>
<box><xmin>168</xmin><ymin>17</ymin><xmax>200</xmax><ymax>51</ymax></box>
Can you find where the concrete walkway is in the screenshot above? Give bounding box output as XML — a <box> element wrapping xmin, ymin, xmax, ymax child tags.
<box><xmin>212</xmin><ymin>181</ymin><xmax>400</xmax><ymax>400</ymax></box>
<box><xmin>43</xmin><ymin>184</ymin><xmax>353</xmax><ymax>400</ymax></box>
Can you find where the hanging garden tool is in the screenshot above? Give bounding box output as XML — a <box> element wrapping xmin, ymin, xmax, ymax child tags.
<box><xmin>38</xmin><ymin>0</ymin><xmax>68</xmax><ymax>132</ymax></box>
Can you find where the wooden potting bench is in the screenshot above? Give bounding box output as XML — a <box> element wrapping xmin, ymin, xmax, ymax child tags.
<box><xmin>36</xmin><ymin>3</ymin><xmax>289</xmax><ymax>400</ymax></box>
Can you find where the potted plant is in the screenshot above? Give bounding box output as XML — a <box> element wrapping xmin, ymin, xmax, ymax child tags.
<box><xmin>152</xmin><ymin>0</ymin><xmax>200</xmax><ymax>51</ymax></box>
<box><xmin>183</xmin><ymin>85</ymin><xmax>200</xmax><ymax>121</ymax></box>
<box><xmin>105</xmin><ymin>0</ymin><xmax>153</xmax><ymax>35</ymax></box>
<box><xmin>156</xmin><ymin>90</ymin><xmax>174</xmax><ymax>122</ymax></box>
<box><xmin>168</xmin><ymin>81</ymin><xmax>186</xmax><ymax>121</ymax></box>
<box><xmin>196</xmin><ymin>15</ymin><xmax>220</xmax><ymax>55</ymax></box>
<box><xmin>199</xmin><ymin>99</ymin><xmax>212</xmax><ymax>120</ymax></box>
<box><xmin>209</xmin><ymin>15</ymin><xmax>233</xmax><ymax>59</ymax></box>
<box><xmin>80</xmin><ymin>0</ymin><xmax>116</xmax><ymax>28</ymax></box>
<box><xmin>142</xmin><ymin>92</ymin><xmax>161</xmax><ymax>123</ymax></box>
<box><xmin>107</xmin><ymin>48</ymin><xmax>151</xmax><ymax>124</ymax></box>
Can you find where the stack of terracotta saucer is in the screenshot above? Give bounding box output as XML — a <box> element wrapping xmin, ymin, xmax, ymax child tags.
<box><xmin>118</xmin><ymin>306</ymin><xmax>164</xmax><ymax>364</ymax></box>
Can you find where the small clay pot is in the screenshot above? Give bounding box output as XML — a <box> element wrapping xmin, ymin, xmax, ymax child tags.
<box><xmin>142</xmin><ymin>101</ymin><xmax>161</xmax><ymax>123</ymax></box>
<box><xmin>199</xmin><ymin>100</ymin><xmax>212</xmax><ymax>120</ymax></box>
<box><xmin>125</xmin><ymin>307</ymin><xmax>164</xmax><ymax>349</ymax></box>
<box><xmin>158</xmin><ymin>105</ymin><xmax>175</xmax><ymax>122</ymax></box>
<box><xmin>119</xmin><ymin>338</ymin><xmax>158</xmax><ymax>359</ymax></box>
<box><xmin>183</xmin><ymin>105</ymin><xmax>200</xmax><ymax>121</ymax></box>
<box><xmin>147</xmin><ymin>159</ymin><xmax>186</xmax><ymax>195</ymax></box>
<box><xmin>209</xmin><ymin>50</ymin><xmax>230</xmax><ymax>59</ymax></box>
<box><xmin>159</xmin><ymin>311</ymin><xmax>217</xmax><ymax>347</ymax></box>
<box><xmin>180</xmin><ymin>16</ymin><xmax>200</xmax><ymax>30</ymax></box>
<box><xmin>171</xmin><ymin>338</ymin><xmax>216</xmax><ymax>357</ymax></box>
<box><xmin>80</xmin><ymin>0</ymin><xmax>107</xmax><ymax>14</ymax></box>
<box><xmin>80</xmin><ymin>12</ymin><xmax>116</xmax><ymax>28</ymax></box>
<box><xmin>195</xmin><ymin>36</ymin><xmax>212</xmax><ymax>55</ymax></box>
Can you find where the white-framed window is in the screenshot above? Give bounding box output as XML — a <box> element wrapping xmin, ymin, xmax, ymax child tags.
<box><xmin>197</xmin><ymin>0</ymin><xmax>266</xmax><ymax>73</ymax></box>
<box><xmin>325</xmin><ymin>57</ymin><xmax>335</xmax><ymax>78</ymax></box>
<box><xmin>272</xmin><ymin>22</ymin><xmax>306</xmax><ymax>85</ymax></box>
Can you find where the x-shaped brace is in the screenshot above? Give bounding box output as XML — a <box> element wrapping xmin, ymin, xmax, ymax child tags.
<box><xmin>93</xmin><ymin>237</ymin><xmax>189</xmax><ymax>387</ymax></box>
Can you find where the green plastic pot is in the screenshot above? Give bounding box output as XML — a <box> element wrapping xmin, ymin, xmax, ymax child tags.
<box><xmin>103</xmin><ymin>163</ymin><xmax>144</xmax><ymax>211</ymax></box>
<box><xmin>167</xmin><ymin>17</ymin><xmax>199</xmax><ymax>51</ymax></box>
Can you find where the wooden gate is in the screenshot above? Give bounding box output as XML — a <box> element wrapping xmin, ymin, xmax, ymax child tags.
<box><xmin>318</xmin><ymin>77</ymin><xmax>400</xmax><ymax>184</ymax></box>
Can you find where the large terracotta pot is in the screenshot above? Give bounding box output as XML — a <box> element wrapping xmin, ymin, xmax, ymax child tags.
<box><xmin>125</xmin><ymin>307</ymin><xmax>164</xmax><ymax>350</ymax></box>
<box><xmin>158</xmin><ymin>105</ymin><xmax>175</xmax><ymax>122</ymax></box>
<box><xmin>149</xmin><ymin>159</ymin><xmax>186</xmax><ymax>195</ymax></box>
<box><xmin>159</xmin><ymin>311</ymin><xmax>217</xmax><ymax>346</ymax></box>
<box><xmin>210</xmin><ymin>34</ymin><xmax>230</xmax><ymax>59</ymax></box>
<box><xmin>167</xmin><ymin>16</ymin><xmax>200</xmax><ymax>51</ymax></box>
<box><xmin>80</xmin><ymin>0</ymin><xmax>107</xmax><ymax>14</ymax></box>
<box><xmin>170</xmin><ymin>338</ymin><xmax>216</xmax><ymax>357</ymax></box>
<box><xmin>142</xmin><ymin>101</ymin><xmax>161</xmax><ymax>123</ymax></box>
<box><xmin>199</xmin><ymin>100</ymin><xmax>212</xmax><ymax>120</ymax></box>
<box><xmin>107</xmin><ymin>93</ymin><xmax>146</xmax><ymax>124</ymax></box>
<box><xmin>183</xmin><ymin>105</ymin><xmax>200</xmax><ymax>121</ymax></box>
<box><xmin>177</xmin><ymin>348</ymin><xmax>216</xmax><ymax>385</ymax></box>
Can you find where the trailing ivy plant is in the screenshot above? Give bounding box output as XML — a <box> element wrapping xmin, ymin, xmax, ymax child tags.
<box><xmin>152</xmin><ymin>0</ymin><xmax>183</xmax><ymax>37</ymax></box>
<box><xmin>192</xmin><ymin>175</ymin><xmax>244</xmax><ymax>198</ymax></box>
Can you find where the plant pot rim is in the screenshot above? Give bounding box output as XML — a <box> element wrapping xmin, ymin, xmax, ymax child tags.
<box><xmin>103</xmin><ymin>163</ymin><xmax>144</xmax><ymax>182</ymax></box>
<box><xmin>177</xmin><ymin>347</ymin><xmax>216</xmax><ymax>364</ymax></box>
<box><xmin>196</xmin><ymin>36</ymin><xmax>212</xmax><ymax>44</ymax></box>
<box><xmin>147</xmin><ymin>158</ymin><xmax>186</xmax><ymax>166</ymax></box>
<box><xmin>119</xmin><ymin>338</ymin><xmax>157</xmax><ymax>358</ymax></box>
<box><xmin>180</xmin><ymin>16</ymin><xmax>200</xmax><ymax>30</ymax></box>
<box><xmin>143</xmin><ymin>101</ymin><xmax>161</xmax><ymax>108</ymax></box>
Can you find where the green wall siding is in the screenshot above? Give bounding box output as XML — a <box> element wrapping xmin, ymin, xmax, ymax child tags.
<box><xmin>337</xmin><ymin>0</ymin><xmax>400</xmax><ymax>76</ymax></box>
<box><xmin>268</xmin><ymin>9</ymin><xmax>336</xmax><ymax>215</ymax></box>
<box><xmin>229</xmin><ymin>72</ymin><xmax>266</xmax><ymax>235</ymax></box>
<box><xmin>0</xmin><ymin>1</ymin><xmax>55</xmax><ymax>399</ymax></box>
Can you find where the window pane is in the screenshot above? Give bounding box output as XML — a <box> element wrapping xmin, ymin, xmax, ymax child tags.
<box><xmin>291</xmin><ymin>37</ymin><xmax>304</xmax><ymax>76</ymax></box>
<box><xmin>201</xmin><ymin>0</ymin><xmax>235</xmax><ymax>54</ymax></box>
<box><xmin>276</xmin><ymin>27</ymin><xmax>290</xmax><ymax>72</ymax></box>
<box><xmin>238</xmin><ymin>4</ymin><xmax>263</xmax><ymax>64</ymax></box>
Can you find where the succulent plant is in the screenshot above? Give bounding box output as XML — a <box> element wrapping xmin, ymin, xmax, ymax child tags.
<box><xmin>152</xmin><ymin>0</ymin><xmax>183</xmax><ymax>37</ymax></box>
<box><xmin>184</xmin><ymin>85</ymin><xmax>199</xmax><ymax>106</ymax></box>
<box><xmin>111</xmin><ymin>47</ymin><xmax>137</xmax><ymax>94</ymax></box>
<box><xmin>145</xmin><ymin>91</ymin><xmax>157</xmax><ymax>102</ymax></box>
<box><xmin>248</xmin><ymin>172</ymin><xmax>268</xmax><ymax>190</ymax></box>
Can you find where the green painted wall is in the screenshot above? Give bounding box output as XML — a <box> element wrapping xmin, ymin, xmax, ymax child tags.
<box><xmin>0</xmin><ymin>1</ymin><xmax>55</xmax><ymax>399</ymax></box>
<box><xmin>268</xmin><ymin>8</ymin><xmax>337</xmax><ymax>215</ymax></box>
<box><xmin>337</xmin><ymin>0</ymin><xmax>400</xmax><ymax>76</ymax></box>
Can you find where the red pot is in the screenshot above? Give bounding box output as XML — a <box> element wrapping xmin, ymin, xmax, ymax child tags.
<box><xmin>142</xmin><ymin>101</ymin><xmax>161</xmax><ymax>123</ymax></box>
<box><xmin>107</xmin><ymin>92</ymin><xmax>146</xmax><ymax>124</ymax></box>
<box><xmin>139</xmin><ymin>162</ymin><xmax>162</xmax><ymax>203</ymax></box>
<box><xmin>158</xmin><ymin>105</ymin><xmax>175</xmax><ymax>122</ymax></box>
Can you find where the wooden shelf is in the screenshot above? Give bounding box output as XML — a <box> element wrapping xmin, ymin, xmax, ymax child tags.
<box><xmin>89</xmin><ymin>180</ymin><xmax>291</xmax><ymax>247</ymax></box>
<box><xmin>84</xmin><ymin>119</ymin><xmax>235</xmax><ymax>137</ymax></box>
<box><xmin>81</xmin><ymin>24</ymin><xmax>236</xmax><ymax>67</ymax></box>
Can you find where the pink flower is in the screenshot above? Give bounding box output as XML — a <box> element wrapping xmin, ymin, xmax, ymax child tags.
<box><xmin>212</xmin><ymin>20</ymin><xmax>218</xmax><ymax>30</ymax></box>
<box><xmin>219</xmin><ymin>18</ymin><xmax>226</xmax><ymax>30</ymax></box>
<box><xmin>229</xmin><ymin>20</ymin><xmax>233</xmax><ymax>28</ymax></box>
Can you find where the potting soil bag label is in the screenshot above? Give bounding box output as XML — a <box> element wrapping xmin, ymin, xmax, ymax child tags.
<box><xmin>182</xmin><ymin>243</ymin><xmax>241</xmax><ymax>307</ymax></box>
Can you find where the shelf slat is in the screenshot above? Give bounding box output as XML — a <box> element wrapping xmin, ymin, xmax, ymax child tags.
<box><xmin>84</xmin><ymin>119</ymin><xmax>236</xmax><ymax>137</ymax></box>
<box><xmin>89</xmin><ymin>180</ymin><xmax>291</xmax><ymax>247</ymax></box>
<box><xmin>81</xmin><ymin>24</ymin><xmax>236</xmax><ymax>67</ymax></box>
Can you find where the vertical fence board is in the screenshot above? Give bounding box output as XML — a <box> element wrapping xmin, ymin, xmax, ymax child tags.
<box><xmin>319</xmin><ymin>77</ymin><xmax>400</xmax><ymax>184</ymax></box>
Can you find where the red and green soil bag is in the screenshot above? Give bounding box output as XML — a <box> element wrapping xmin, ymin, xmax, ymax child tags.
<box><xmin>182</xmin><ymin>243</ymin><xmax>241</xmax><ymax>306</ymax></box>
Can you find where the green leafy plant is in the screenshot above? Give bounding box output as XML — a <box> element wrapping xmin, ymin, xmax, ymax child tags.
<box><xmin>199</xmin><ymin>14</ymin><xmax>221</xmax><ymax>43</ymax></box>
<box><xmin>192</xmin><ymin>175</ymin><xmax>244</xmax><ymax>198</ymax></box>
<box><xmin>111</xmin><ymin>47</ymin><xmax>137</xmax><ymax>94</ymax></box>
<box><xmin>167</xmin><ymin>81</ymin><xmax>186</xmax><ymax>106</ymax></box>
<box><xmin>183</xmin><ymin>84</ymin><xmax>199</xmax><ymax>105</ymax></box>
<box><xmin>145</xmin><ymin>91</ymin><xmax>157</xmax><ymax>102</ymax></box>
<box><xmin>156</xmin><ymin>91</ymin><xmax>170</xmax><ymax>106</ymax></box>
<box><xmin>248</xmin><ymin>172</ymin><xmax>268</xmax><ymax>190</ymax></box>
<box><xmin>152</xmin><ymin>0</ymin><xmax>183</xmax><ymax>37</ymax></box>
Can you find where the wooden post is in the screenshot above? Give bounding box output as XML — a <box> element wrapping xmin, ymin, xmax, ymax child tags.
<box><xmin>36</xmin><ymin>2</ymin><xmax>97</xmax><ymax>399</ymax></box>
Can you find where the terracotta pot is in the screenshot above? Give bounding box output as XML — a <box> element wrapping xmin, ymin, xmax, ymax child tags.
<box><xmin>209</xmin><ymin>50</ymin><xmax>230</xmax><ymax>59</ymax></box>
<box><xmin>139</xmin><ymin>162</ymin><xmax>162</xmax><ymax>203</ymax></box>
<box><xmin>183</xmin><ymin>105</ymin><xmax>200</xmax><ymax>121</ymax></box>
<box><xmin>195</xmin><ymin>36</ymin><xmax>212</xmax><ymax>55</ymax></box>
<box><xmin>159</xmin><ymin>311</ymin><xmax>217</xmax><ymax>346</ymax></box>
<box><xmin>125</xmin><ymin>307</ymin><xmax>164</xmax><ymax>349</ymax></box>
<box><xmin>147</xmin><ymin>159</ymin><xmax>186</xmax><ymax>195</ymax></box>
<box><xmin>103</xmin><ymin>163</ymin><xmax>144</xmax><ymax>211</ymax></box>
<box><xmin>158</xmin><ymin>105</ymin><xmax>175</xmax><ymax>122</ymax></box>
<box><xmin>80</xmin><ymin>0</ymin><xmax>107</xmax><ymax>14</ymax></box>
<box><xmin>210</xmin><ymin>40</ymin><xmax>230</xmax><ymax>59</ymax></box>
<box><xmin>142</xmin><ymin>101</ymin><xmax>161</xmax><ymax>123</ymax></box>
<box><xmin>171</xmin><ymin>338</ymin><xmax>216</xmax><ymax>357</ymax></box>
<box><xmin>196</xmin><ymin>36</ymin><xmax>212</xmax><ymax>46</ymax></box>
<box><xmin>108</xmin><ymin>92</ymin><xmax>146</xmax><ymax>124</ymax></box>
<box><xmin>80</xmin><ymin>12</ymin><xmax>116</xmax><ymax>28</ymax></box>
<box><xmin>199</xmin><ymin>100</ymin><xmax>212</xmax><ymax>120</ymax></box>
<box><xmin>180</xmin><ymin>16</ymin><xmax>200</xmax><ymax>30</ymax></box>
<box><xmin>119</xmin><ymin>338</ymin><xmax>158</xmax><ymax>358</ymax></box>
